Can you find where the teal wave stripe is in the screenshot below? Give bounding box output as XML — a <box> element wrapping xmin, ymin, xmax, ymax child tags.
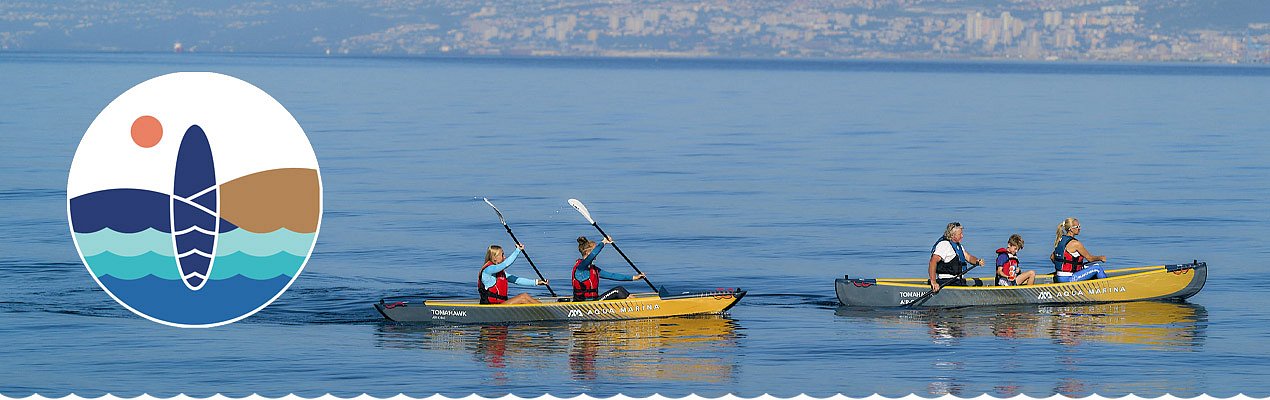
<box><xmin>75</xmin><ymin>228</ymin><xmax>173</xmax><ymax>257</ymax></box>
<box><xmin>217</xmin><ymin>229</ymin><xmax>315</xmax><ymax>257</ymax></box>
<box><xmin>73</xmin><ymin>228</ymin><xmax>314</xmax><ymax>258</ymax></box>
<box><xmin>207</xmin><ymin>252</ymin><xmax>306</xmax><ymax>280</ymax></box>
<box><xmin>84</xmin><ymin>251</ymin><xmax>180</xmax><ymax>280</ymax></box>
<box><xmin>85</xmin><ymin>251</ymin><xmax>306</xmax><ymax>281</ymax></box>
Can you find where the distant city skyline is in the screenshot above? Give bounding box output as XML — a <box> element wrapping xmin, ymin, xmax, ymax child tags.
<box><xmin>2</xmin><ymin>1</ymin><xmax>1268</xmax><ymax>63</ymax></box>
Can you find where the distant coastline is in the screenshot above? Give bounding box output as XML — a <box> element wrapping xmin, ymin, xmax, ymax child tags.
<box><xmin>3</xmin><ymin>1</ymin><xmax>1267</xmax><ymax>64</ymax></box>
<box><xmin>6</xmin><ymin>50</ymin><xmax>1270</xmax><ymax>77</ymax></box>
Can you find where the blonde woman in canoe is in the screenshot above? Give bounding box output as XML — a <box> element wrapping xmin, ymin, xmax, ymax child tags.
<box><xmin>478</xmin><ymin>243</ymin><xmax>549</xmax><ymax>305</ymax></box>
<box><xmin>1051</xmin><ymin>217</ymin><xmax>1108</xmax><ymax>283</ymax></box>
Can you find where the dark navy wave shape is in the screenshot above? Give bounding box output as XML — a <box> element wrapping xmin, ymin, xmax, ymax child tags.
<box><xmin>69</xmin><ymin>188</ymin><xmax>239</xmax><ymax>233</ymax></box>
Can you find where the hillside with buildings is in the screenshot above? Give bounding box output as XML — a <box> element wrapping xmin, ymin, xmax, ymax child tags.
<box><xmin>2</xmin><ymin>0</ymin><xmax>1267</xmax><ymax>63</ymax></box>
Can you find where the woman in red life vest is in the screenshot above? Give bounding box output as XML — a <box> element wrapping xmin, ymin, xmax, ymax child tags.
<box><xmin>572</xmin><ymin>236</ymin><xmax>644</xmax><ymax>301</ymax></box>
<box><xmin>995</xmin><ymin>234</ymin><xmax>1036</xmax><ymax>286</ymax></box>
<box><xmin>1050</xmin><ymin>217</ymin><xmax>1108</xmax><ymax>283</ymax></box>
<box><xmin>478</xmin><ymin>243</ymin><xmax>549</xmax><ymax>305</ymax></box>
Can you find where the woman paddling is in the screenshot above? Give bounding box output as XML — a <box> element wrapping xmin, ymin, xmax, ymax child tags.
<box><xmin>479</xmin><ymin>243</ymin><xmax>549</xmax><ymax>304</ymax></box>
<box><xmin>572</xmin><ymin>236</ymin><xmax>645</xmax><ymax>301</ymax></box>
<box><xmin>1051</xmin><ymin>218</ymin><xmax>1108</xmax><ymax>282</ymax></box>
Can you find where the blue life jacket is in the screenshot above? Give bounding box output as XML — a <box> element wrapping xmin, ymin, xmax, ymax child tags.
<box><xmin>932</xmin><ymin>237</ymin><xmax>968</xmax><ymax>276</ymax></box>
<box><xmin>1052</xmin><ymin>235</ymin><xmax>1085</xmax><ymax>273</ymax></box>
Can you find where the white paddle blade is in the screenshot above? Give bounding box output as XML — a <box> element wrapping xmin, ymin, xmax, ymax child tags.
<box><xmin>568</xmin><ymin>198</ymin><xmax>596</xmax><ymax>224</ymax></box>
<box><xmin>483</xmin><ymin>197</ymin><xmax>507</xmax><ymax>224</ymax></box>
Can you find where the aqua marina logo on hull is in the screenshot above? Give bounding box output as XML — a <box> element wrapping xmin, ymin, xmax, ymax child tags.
<box><xmin>68</xmin><ymin>72</ymin><xmax>322</xmax><ymax>328</ymax></box>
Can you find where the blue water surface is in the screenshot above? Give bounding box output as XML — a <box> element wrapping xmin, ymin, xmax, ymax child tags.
<box><xmin>2</xmin><ymin>53</ymin><xmax>1269</xmax><ymax>397</ymax></box>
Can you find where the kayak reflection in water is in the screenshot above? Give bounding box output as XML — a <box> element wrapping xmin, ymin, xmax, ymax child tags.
<box><xmin>572</xmin><ymin>236</ymin><xmax>645</xmax><ymax>301</ymax></box>
<box><xmin>478</xmin><ymin>243</ymin><xmax>550</xmax><ymax>305</ymax></box>
<box><xmin>1050</xmin><ymin>217</ymin><xmax>1108</xmax><ymax>283</ymax></box>
<box><xmin>477</xmin><ymin>325</ymin><xmax>509</xmax><ymax>370</ymax></box>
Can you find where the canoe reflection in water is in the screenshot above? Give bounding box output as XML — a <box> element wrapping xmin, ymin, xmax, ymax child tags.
<box><xmin>375</xmin><ymin>315</ymin><xmax>742</xmax><ymax>384</ymax></box>
<box><xmin>836</xmin><ymin>301</ymin><xmax>1208</xmax><ymax>397</ymax></box>
<box><xmin>837</xmin><ymin>301</ymin><xmax>1206</xmax><ymax>346</ymax></box>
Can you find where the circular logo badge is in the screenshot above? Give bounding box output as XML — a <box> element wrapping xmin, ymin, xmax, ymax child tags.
<box><xmin>68</xmin><ymin>72</ymin><xmax>322</xmax><ymax>327</ymax></box>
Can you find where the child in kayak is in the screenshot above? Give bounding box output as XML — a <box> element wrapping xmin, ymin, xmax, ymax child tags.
<box><xmin>479</xmin><ymin>243</ymin><xmax>549</xmax><ymax>305</ymax></box>
<box><xmin>572</xmin><ymin>236</ymin><xmax>645</xmax><ymax>301</ymax></box>
<box><xmin>995</xmin><ymin>234</ymin><xmax>1036</xmax><ymax>286</ymax></box>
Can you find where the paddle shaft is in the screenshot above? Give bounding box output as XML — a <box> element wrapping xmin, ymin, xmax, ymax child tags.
<box><xmin>589</xmin><ymin>223</ymin><xmax>659</xmax><ymax>293</ymax></box>
<box><xmin>906</xmin><ymin>263</ymin><xmax>981</xmax><ymax>308</ymax></box>
<box><xmin>495</xmin><ymin>217</ymin><xmax>557</xmax><ymax>297</ymax></box>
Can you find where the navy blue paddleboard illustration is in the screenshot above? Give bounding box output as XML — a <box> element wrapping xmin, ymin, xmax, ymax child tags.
<box><xmin>171</xmin><ymin>125</ymin><xmax>219</xmax><ymax>290</ymax></box>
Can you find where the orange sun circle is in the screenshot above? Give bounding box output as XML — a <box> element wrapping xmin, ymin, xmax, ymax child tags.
<box><xmin>131</xmin><ymin>115</ymin><xmax>163</xmax><ymax>148</ymax></box>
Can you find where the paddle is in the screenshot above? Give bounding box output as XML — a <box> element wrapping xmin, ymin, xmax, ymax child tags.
<box><xmin>567</xmin><ymin>199</ymin><xmax>659</xmax><ymax>293</ymax></box>
<box><xmin>482</xmin><ymin>198</ymin><xmax>556</xmax><ymax>297</ymax></box>
<box><xmin>905</xmin><ymin>263</ymin><xmax>981</xmax><ymax>308</ymax></box>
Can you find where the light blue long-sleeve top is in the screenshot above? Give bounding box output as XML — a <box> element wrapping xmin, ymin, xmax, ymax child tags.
<box><xmin>480</xmin><ymin>248</ymin><xmax>538</xmax><ymax>289</ymax></box>
<box><xmin>573</xmin><ymin>242</ymin><xmax>637</xmax><ymax>282</ymax></box>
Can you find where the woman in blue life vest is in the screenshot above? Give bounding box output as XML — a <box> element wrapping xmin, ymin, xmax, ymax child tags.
<box><xmin>478</xmin><ymin>243</ymin><xmax>549</xmax><ymax>305</ymax></box>
<box><xmin>572</xmin><ymin>236</ymin><xmax>645</xmax><ymax>302</ymax></box>
<box><xmin>1050</xmin><ymin>217</ymin><xmax>1108</xmax><ymax>283</ymax></box>
<box><xmin>928</xmin><ymin>222</ymin><xmax>988</xmax><ymax>293</ymax></box>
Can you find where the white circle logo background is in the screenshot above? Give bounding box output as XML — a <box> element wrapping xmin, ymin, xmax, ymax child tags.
<box><xmin>68</xmin><ymin>72</ymin><xmax>322</xmax><ymax>328</ymax></box>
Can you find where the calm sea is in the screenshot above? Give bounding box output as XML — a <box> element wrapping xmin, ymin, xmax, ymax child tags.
<box><xmin>2</xmin><ymin>53</ymin><xmax>1269</xmax><ymax>397</ymax></box>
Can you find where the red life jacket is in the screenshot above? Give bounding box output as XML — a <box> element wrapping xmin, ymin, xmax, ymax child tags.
<box><xmin>995</xmin><ymin>247</ymin><xmax>1019</xmax><ymax>281</ymax></box>
<box><xmin>572</xmin><ymin>259</ymin><xmax>601</xmax><ymax>301</ymax></box>
<box><xmin>1052</xmin><ymin>235</ymin><xmax>1086</xmax><ymax>273</ymax></box>
<box><xmin>478</xmin><ymin>261</ymin><xmax>509</xmax><ymax>304</ymax></box>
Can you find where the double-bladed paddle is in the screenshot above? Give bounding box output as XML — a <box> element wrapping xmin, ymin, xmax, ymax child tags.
<box><xmin>567</xmin><ymin>199</ymin><xmax>659</xmax><ymax>293</ymax></box>
<box><xmin>483</xmin><ymin>198</ymin><xmax>556</xmax><ymax>297</ymax></box>
<box><xmin>905</xmin><ymin>263</ymin><xmax>981</xmax><ymax>308</ymax></box>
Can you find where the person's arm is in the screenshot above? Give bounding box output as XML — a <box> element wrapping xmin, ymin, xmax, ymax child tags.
<box><xmin>505</xmin><ymin>274</ymin><xmax>543</xmax><ymax>287</ymax></box>
<box><xmin>597</xmin><ymin>268</ymin><xmax>635</xmax><ymax>281</ymax></box>
<box><xmin>928</xmin><ymin>254</ymin><xmax>941</xmax><ymax>292</ymax></box>
<box><xmin>485</xmin><ymin>247</ymin><xmax>522</xmax><ymax>274</ymax></box>
<box><xmin>1072</xmin><ymin>241</ymin><xmax>1107</xmax><ymax>263</ymax></box>
<box><xmin>966</xmin><ymin>250</ymin><xmax>985</xmax><ymax>267</ymax></box>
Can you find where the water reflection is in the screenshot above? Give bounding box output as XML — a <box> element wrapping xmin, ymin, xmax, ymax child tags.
<box><xmin>836</xmin><ymin>301</ymin><xmax>1208</xmax><ymax>396</ymax></box>
<box><xmin>838</xmin><ymin>301</ymin><xmax>1207</xmax><ymax>347</ymax></box>
<box><xmin>374</xmin><ymin>316</ymin><xmax>742</xmax><ymax>384</ymax></box>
